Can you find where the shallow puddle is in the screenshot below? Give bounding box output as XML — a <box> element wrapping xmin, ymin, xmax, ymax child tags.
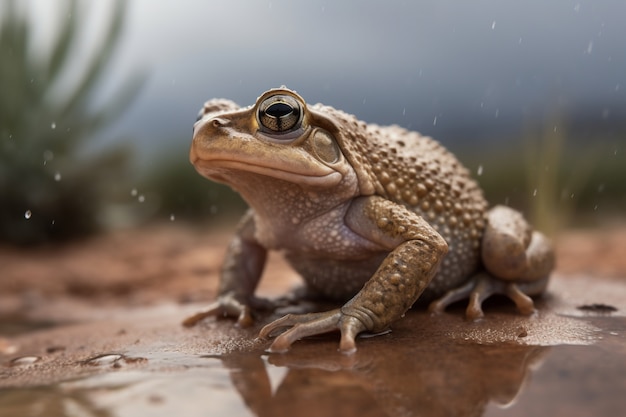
<box><xmin>1</xmin><ymin>275</ymin><xmax>625</xmax><ymax>416</ymax></box>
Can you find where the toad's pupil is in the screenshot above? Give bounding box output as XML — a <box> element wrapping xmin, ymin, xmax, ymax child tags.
<box><xmin>266</xmin><ymin>102</ymin><xmax>294</xmax><ymax>118</ymax></box>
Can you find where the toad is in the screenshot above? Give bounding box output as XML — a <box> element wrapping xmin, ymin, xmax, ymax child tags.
<box><xmin>185</xmin><ymin>87</ymin><xmax>555</xmax><ymax>353</ymax></box>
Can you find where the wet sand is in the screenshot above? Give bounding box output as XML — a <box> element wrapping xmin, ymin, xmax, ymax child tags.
<box><xmin>1</xmin><ymin>224</ymin><xmax>625</xmax><ymax>416</ymax></box>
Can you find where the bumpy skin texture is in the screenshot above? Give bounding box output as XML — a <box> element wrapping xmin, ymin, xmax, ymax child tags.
<box><xmin>186</xmin><ymin>87</ymin><xmax>555</xmax><ymax>353</ymax></box>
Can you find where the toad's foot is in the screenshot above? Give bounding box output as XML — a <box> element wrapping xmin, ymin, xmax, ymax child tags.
<box><xmin>183</xmin><ymin>293</ymin><xmax>277</xmax><ymax>328</ymax></box>
<box><xmin>428</xmin><ymin>273</ymin><xmax>548</xmax><ymax>320</ymax></box>
<box><xmin>259</xmin><ymin>308</ymin><xmax>368</xmax><ymax>354</ymax></box>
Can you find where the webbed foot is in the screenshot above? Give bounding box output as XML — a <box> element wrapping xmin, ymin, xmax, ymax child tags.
<box><xmin>428</xmin><ymin>273</ymin><xmax>548</xmax><ymax>320</ymax></box>
<box><xmin>259</xmin><ymin>308</ymin><xmax>368</xmax><ymax>354</ymax></box>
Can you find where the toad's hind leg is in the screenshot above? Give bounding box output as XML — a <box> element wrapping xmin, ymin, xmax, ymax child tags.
<box><xmin>429</xmin><ymin>205</ymin><xmax>555</xmax><ymax>319</ymax></box>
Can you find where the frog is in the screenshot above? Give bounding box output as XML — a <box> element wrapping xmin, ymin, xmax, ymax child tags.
<box><xmin>185</xmin><ymin>87</ymin><xmax>555</xmax><ymax>354</ymax></box>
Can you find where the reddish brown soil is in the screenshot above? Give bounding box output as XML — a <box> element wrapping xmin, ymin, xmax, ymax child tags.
<box><xmin>1</xmin><ymin>223</ymin><xmax>625</xmax><ymax>312</ymax></box>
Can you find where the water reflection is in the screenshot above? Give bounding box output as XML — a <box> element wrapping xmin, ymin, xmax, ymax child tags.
<box><xmin>217</xmin><ymin>340</ymin><xmax>548</xmax><ymax>417</ymax></box>
<box><xmin>0</xmin><ymin>339</ymin><xmax>547</xmax><ymax>417</ymax></box>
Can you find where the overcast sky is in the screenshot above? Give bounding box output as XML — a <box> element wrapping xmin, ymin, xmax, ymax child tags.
<box><xmin>17</xmin><ymin>0</ymin><xmax>626</xmax><ymax>163</ymax></box>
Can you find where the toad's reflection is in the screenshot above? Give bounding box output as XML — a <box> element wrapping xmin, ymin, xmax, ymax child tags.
<box><xmin>217</xmin><ymin>331</ymin><xmax>547</xmax><ymax>417</ymax></box>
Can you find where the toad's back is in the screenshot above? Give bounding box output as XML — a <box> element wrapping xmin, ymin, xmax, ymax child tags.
<box><xmin>309</xmin><ymin>104</ymin><xmax>488</xmax><ymax>296</ymax></box>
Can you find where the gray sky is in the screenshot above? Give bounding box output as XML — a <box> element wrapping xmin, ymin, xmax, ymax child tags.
<box><xmin>20</xmin><ymin>0</ymin><xmax>626</xmax><ymax>163</ymax></box>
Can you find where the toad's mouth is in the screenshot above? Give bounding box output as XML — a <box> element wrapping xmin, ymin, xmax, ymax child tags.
<box><xmin>192</xmin><ymin>158</ymin><xmax>343</xmax><ymax>188</ymax></box>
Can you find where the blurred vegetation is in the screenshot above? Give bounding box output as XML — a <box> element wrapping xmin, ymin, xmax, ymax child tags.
<box><xmin>0</xmin><ymin>0</ymin><xmax>143</xmax><ymax>245</ymax></box>
<box><xmin>464</xmin><ymin>122</ymin><xmax>625</xmax><ymax>236</ymax></box>
<box><xmin>137</xmin><ymin>144</ymin><xmax>246</xmax><ymax>224</ymax></box>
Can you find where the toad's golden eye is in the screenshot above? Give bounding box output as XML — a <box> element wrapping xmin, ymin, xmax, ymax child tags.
<box><xmin>258</xmin><ymin>94</ymin><xmax>302</xmax><ymax>133</ymax></box>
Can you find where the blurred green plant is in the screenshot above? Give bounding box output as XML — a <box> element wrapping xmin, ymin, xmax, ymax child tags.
<box><xmin>0</xmin><ymin>0</ymin><xmax>144</xmax><ymax>245</ymax></box>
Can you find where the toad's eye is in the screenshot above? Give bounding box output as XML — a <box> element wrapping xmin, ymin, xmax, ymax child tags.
<box><xmin>258</xmin><ymin>95</ymin><xmax>302</xmax><ymax>133</ymax></box>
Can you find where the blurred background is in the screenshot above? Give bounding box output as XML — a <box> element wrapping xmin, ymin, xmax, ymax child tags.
<box><xmin>1</xmin><ymin>0</ymin><xmax>624</xmax><ymax>245</ymax></box>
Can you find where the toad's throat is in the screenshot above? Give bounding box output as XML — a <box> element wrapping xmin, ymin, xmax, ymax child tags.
<box><xmin>193</xmin><ymin>158</ymin><xmax>343</xmax><ymax>188</ymax></box>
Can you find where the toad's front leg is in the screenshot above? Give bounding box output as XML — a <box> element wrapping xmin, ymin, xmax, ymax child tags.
<box><xmin>183</xmin><ymin>210</ymin><xmax>268</xmax><ymax>328</ymax></box>
<box><xmin>259</xmin><ymin>196</ymin><xmax>448</xmax><ymax>353</ymax></box>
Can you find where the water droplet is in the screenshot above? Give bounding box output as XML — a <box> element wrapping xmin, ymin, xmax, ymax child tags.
<box><xmin>533</xmin><ymin>189</ymin><xmax>538</xmax><ymax>197</ymax></box>
<box><xmin>402</xmin><ymin>108</ymin><xmax>406</xmax><ymax>116</ymax></box>
<box><xmin>586</xmin><ymin>41</ymin><xmax>593</xmax><ymax>54</ymax></box>
<box><xmin>477</xmin><ymin>165</ymin><xmax>483</xmax><ymax>176</ymax></box>
<box><xmin>82</xmin><ymin>353</ymin><xmax>147</xmax><ymax>368</ymax></box>
<box><xmin>494</xmin><ymin>108</ymin><xmax>499</xmax><ymax>118</ymax></box>
<box><xmin>54</xmin><ymin>171</ymin><xmax>62</xmax><ymax>181</ymax></box>
<box><xmin>83</xmin><ymin>353</ymin><xmax>124</xmax><ymax>366</ymax></box>
<box><xmin>170</xmin><ymin>214</ymin><xmax>176</xmax><ymax>221</ymax></box>
<box><xmin>130</xmin><ymin>188</ymin><xmax>138</xmax><ymax>197</ymax></box>
<box><xmin>553</xmin><ymin>125</ymin><xmax>558</xmax><ymax>132</ymax></box>
<box><xmin>491</xmin><ymin>20</ymin><xmax>496</xmax><ymax>30</ymax></box>
<box><xmin>138</xmin><ymin>194</ymin><xmax>145</xmax><ymax>203</ymax></box>
<box><xmin>433</xmin><ymin>116</ymin><xmax>437</xmax><ymax>126</ymax></box>
<box><xmin>24</xmin><ymin>210</ymin><xmax>32</xmax><ymax>219</ymax></box>
<box><xmin>9</xmin><ymin>356</ymin><xmax>41</xmax><ymax>367</ymax></box>
<box><xmin>51</xmin><ymin>122</ymin><xmax>56</xmax><ymax>130</ymax></box>
<box><xmin>593</xmin><ymin>204</ymin><xmax>599</xmax><ymax>211</ymax></box>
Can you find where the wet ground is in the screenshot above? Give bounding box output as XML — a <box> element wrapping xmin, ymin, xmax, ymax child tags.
<box><xmin>1</xmin><ymin>224</ymin><xmax>625</xmax><ymax>417</ymax></box>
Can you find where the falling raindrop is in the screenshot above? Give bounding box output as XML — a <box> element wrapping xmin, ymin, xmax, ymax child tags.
<box><xmin>138</xmin><ymin>195</ymin><xmax>145</xmax><ymax>203</ymax></box>
<box><xmin>51</xmin><ymin>122</ymin><xmax>56</xmax><ymax>130</ymax></box>
<box><xmin>24</xmin><ymin>210</ymin><xmax>32</xmax><ymax>219</ymax></box>
<box><xmin>54</xmin><ymin>171</ymin><xmax>62</xmax><ymax>181</ymax></box>
<box><xmin>433</xmin><ymin>116</ymin><xmax>437</xmax><ymax>126</ymax></box>
<box><xmin>477</xmin><ymin>165</ymin><xmax>483</xmax><ymax>176</ymax></box>
<box><xmin>586</xmin><ymin>41</ymin><xmax>593</xmax><ymax>54</ymax></box>
<box><xmin>170</xmin><ymin>214</ymin><xmax>176</xmax><ymax>221</ymax></box>
<box><xmin>533</xmin><ymin>189</ymin><xmax>538</xmax><ymax>197</ymax></box>
<box><xmin>130</xmin><ymin>188</ymin><xmax>138</xmax><ymax>197</ymax></box>
<box><xmin>494</xmin><ymin>108</ymin><xmax>499</xmax><ymax>118</ymax></box>
<box><xmin>491</xmin><ymin>21</ymin><xmax>496</xmax><ymax>30</ymax></box>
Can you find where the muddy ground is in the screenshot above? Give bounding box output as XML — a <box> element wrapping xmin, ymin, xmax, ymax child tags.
<box><xmin>1</xmin><ymin>223</ymin><xmax>625</xmax><ymax>417</ymax></box>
